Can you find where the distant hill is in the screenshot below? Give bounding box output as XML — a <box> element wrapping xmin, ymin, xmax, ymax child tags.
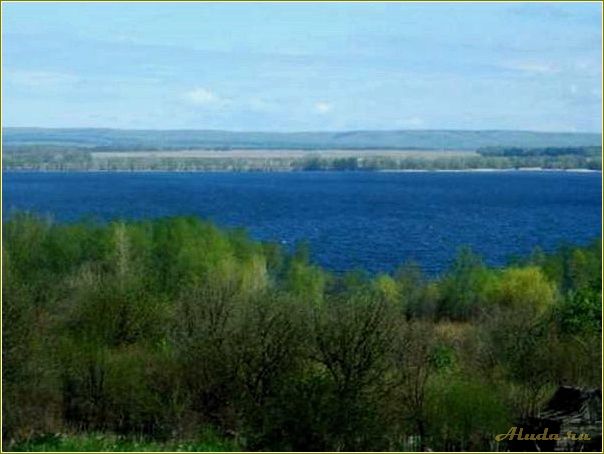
<box><xmin>3</xmin><ymin>128</ymin><xmax>601</xmax><ymax>151</ymax></box>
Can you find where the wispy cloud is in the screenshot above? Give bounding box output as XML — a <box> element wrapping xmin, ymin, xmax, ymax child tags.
<box><xmin>315</xmin><ymin>101</ymin><xmax>333</xmax><ymax>114</ymax></box>
<box><xmin>184</xmin><ymin>87</ymin><xmax>228</xmax><ymax>107</ymax></box>
<box><xmin>6</xmin><ymin>70</ymin><xmax>80</xmax><ymax>87</ymax></box>
<box><xmin>500</xmin><ymin>61</ymin><xmax>559</xmax><ymax>75</ymax></box>
<box><xmin>3</xmin><ymin>2</ymin><xmax>601</xmax><ymax>131</ymax></box>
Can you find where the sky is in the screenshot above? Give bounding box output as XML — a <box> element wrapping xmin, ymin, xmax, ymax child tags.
<box><xmin>2</xmin><ymin>1</ymin><xmax>602</xmax><ymax>132</ymax></box>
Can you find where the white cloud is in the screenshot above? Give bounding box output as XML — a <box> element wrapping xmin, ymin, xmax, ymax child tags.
<box><xmin>501</xmin><ymin>61</ymin><xmax>559</xmax><ymax>74</ymax></box>
<box><xmin>6</xmin><ymin>70</ymin><xmax>80</xmax><ymax>87</ymax></box>
<box><xmin>315</xmin><ymin>101</ymin><xmax>333</xmax><ymax>114</ymax></box>
<box><xmin>182</xmin><ymin>89</ymin><xmax>282</xmax><ymax>113</ymax></box>
<box><xmin>184</xmin><ymin>87</ymin><xmax>227</xmax><ymax>106</ymax></box>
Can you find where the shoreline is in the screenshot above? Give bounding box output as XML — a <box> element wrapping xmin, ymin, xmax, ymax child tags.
<box><xmin>377</xmin><ymin>167</ymin><xmax>602</xmax><ymax>173</ymax></box>
<box><xmin>2</xmin><ymin>167</ymin><xmax>602</xmax><ymax>174</ymax></box>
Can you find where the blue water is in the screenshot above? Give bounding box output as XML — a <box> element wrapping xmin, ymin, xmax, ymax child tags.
<box><xmin>3</xmin><ymin>171</ymin><xmax>601</xmax><ymax>274</ymax></box>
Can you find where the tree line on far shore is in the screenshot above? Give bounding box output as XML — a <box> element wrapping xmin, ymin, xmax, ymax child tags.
<box><xmin>3</xmin><ymin>145</ymin><xmax>601</xmax><ymax>171</ymax></box>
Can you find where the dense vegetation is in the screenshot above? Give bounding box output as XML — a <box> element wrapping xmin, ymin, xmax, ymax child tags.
<box><xmin>4</xmin><ymin>128</ymin><xmax>601</xmax><ymax>171</ymax></box>
<box><xmin>3</xmin><ymin>215</ymin><xmax>601</xmax><ymax>451</ymax></box>
<box><xmin>477</xmin><ymin>146</ymin><xmax>602</xmax><ymax>157</ymax></box>
<box><xmin>296</xmin><ymin>152</ymin><xmax>601</xmax><ymax>171</ymax></box>
<box><xmin>3</xmin><ymin>148</ymin><xmax>602</xmax><ymax>171</ymax></box>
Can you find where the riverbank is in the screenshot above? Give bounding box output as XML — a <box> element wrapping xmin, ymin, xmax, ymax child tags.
<box><xmin>378</xmin><ymin>167</ymin><xmax>602</xmax><ymax>173</ymax></box>
<box><xmin>3</xmin><ymin>167</ymin><xmax>602</xmax><ymax>173</ymax></box>
<box><xmin>3</xmin><ymin>146</ymin><xmax>601</xmax><ymax>172</ymax></box>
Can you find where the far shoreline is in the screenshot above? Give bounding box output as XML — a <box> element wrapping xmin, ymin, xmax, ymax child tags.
<box><xmin>377</xmin><ymin>167</ymin><xmax>602</xmax><ymax>173</ymax></box>
<box><xmin>2</xmin><ymin>167</ymin><xmax>602</xmax><ymax>174</ymax></box>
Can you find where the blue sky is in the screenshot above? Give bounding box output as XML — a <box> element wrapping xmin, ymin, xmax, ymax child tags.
<box><xmin>2</xmin><ymin>2</ymin><xmax>602</xmax><ymax>132</ymax></box>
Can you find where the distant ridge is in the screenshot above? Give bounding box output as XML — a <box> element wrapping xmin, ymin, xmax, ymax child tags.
<box><xmin>3</xmin><ymin>127</ymin><xmax>601</xmax><ymax>151</ymax></box>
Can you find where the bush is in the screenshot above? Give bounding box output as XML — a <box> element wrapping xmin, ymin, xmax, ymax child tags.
<box><xmin>2</xmin><ymin>214</ymin><xmax>600</xmax><ymax>451</ymax></box>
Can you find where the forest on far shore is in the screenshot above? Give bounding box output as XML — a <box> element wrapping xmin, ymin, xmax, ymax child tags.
<box><xmin>3</xmin><ymin>214</ymin><xmax>601</xmax><ymax>451</ymax></box>
<box><xmin>2</xmin><ymin>145</ymin><xmax>602</xmax><ymax>171</ymax></box>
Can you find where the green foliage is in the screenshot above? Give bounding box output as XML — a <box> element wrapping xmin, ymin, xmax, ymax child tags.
<box><xmin>10</xmin><ymin>429</ymin><xmax>240</xmax><ymax>452</ymax></box>
<box><xmin>554</xmin><ymin>288</ymin><xmax>601</xmax><ymax>335</ymax></box>
<box><xmin>477</xmin><ymin>146</ymin><xmax>601</xmax><ymax>157</ymax></box>
<box><xmin>372</xmin><ymin>274</ymin><xmax>400</xmax><ymax>304</ymax></box>
<box><xmin>426</xmin><ymin>375</ymin><xmax>510</xmax><ymax>451</ymax></box>
<box><xmin>531</xmin><ymin>239</ymin><xmax>602</xmax><ymax>293</ymax></box>
<box><xmin>438</xmin><ymin>248</ymin><xmax>498</xmax><ymax>319</ymax></box>
<box><xmin>283</xmin><ymin>243</ymin><xmax>326</xmax><ymax>303</ymax></box>
<box><xmin>2</xmin><ymin>214</ymin><xmax>600</xmax><ymax>451</ymax></box>
<box><xmin>493</xmin><ymin>266</ymin><xmax>556</xmax><ymax>313</ymax></box>
<box><xmin>4</xmin><ymin>131</ymin><xmax>602</xmax><ymax>171</ymax></box>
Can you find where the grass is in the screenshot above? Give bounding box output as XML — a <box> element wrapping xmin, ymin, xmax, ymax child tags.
<box><xmin>9</xmin><ymin>431</ymin><xmax>241</xmax><ymax>452</ymax></box>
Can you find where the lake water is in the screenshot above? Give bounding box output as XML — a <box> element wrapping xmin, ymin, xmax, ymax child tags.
<box><xmin>3</xmin><ymin>171</ymin><xmax>601</xmax><ymax>275</ymax></box>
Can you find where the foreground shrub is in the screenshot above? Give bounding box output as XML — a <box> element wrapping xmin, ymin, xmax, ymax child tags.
<box><xmin>2</xmin><ymin>215</ymin><xmax>600</xmax><ymax>451</ymax></box>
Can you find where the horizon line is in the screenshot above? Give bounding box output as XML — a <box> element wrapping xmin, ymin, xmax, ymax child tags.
<box><xmin>2</xmin><ymin>126</ymin><xmax>602</xmax><ymax>135</ymax></box>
